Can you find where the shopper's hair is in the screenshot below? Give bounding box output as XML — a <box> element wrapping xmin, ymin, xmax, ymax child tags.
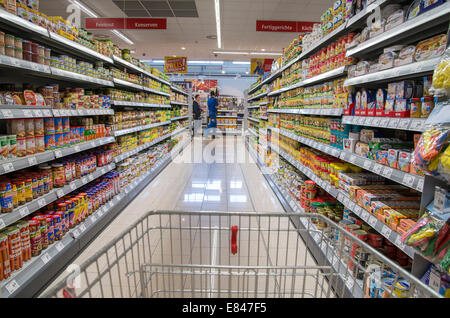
<box><xmin>210</xmin><ymin>91</ymin><xmax>216</xmax><ymax>97</ymax></box>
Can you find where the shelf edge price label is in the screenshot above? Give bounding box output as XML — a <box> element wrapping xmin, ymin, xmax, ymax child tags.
<box><xmin>74</xmin><ymin>145</ymin><xmax>81</xmax><ymax>152</ymax></box>
<box><xmin>72</xmin><ymin>229</ymin><xmax>80</xmax><ymax>238</ymax></box>
<box><xmin>381</xmin><ymin>225</ymin><xmax>392</xmax><ymax>238</ymax></box>
<box><xmin>70</xmin><ymin>183</ymin><xmax>77</xmax><ymax>191</ymax></box>
<box><xmin>350</xmin><ymin>155</ymin><xmax>357</xmax><ymax>164</ymax></box>
<box><xmin>91</xmin><ymin>215</ymin><xmax>97</xmax><ymax>223</ymax></box>
<box><xmin>363</xmin><ymin>160</ymin><xmax>372</xmax><ymax>170</ymax></box>
<box><xmin>82</xmin><ymin>177</ymin><xmax>88</xmax><ymax>184</ymax></box>
<box><xmin>28</xmin><ymin>156</ymin><xmax>37</xmax><ymax>166</ymax></box>
<box><xmin>41</xmin><ymin>252</ymin><xmax>52</xmax><ymax>264</ymax></box>
<box><xmin>402</xmin><ymin>174</ymin><xmax>415</xmax><ymax>188</ymax></box>
<box><xmin>382</xmin><ymin>167</ymin><xmax>393</xmax><ymax>179</ymax></box>
<box><xmin>0</xmin><ymin>218</ymin><xmax>6</xmax><ymax>230</ymax></box>
<box><xmin>369</xmin><ymin>216</ymin><xmax>378</xmax><ymax>227</ymax></box>
<box><xmin>56</xmin><ymin>189</ymin><xmax>64</xmax><ymax>198</ymax></box>
<box><xmin>416</xmin><ymin>178</ymin><xmax>424</xmax><ymax>191</ymax></box>
<box><xmin>80</xmin><ymin>224</ymin><xmax>87</xmax><ymax>232</ymax></box>
<box><xmin>55</xmin><ymin>242</ymin><xmax>64</xmax><ymax>252</ymax></box>
<box><xmin>37</xmin><ymin>198</ymin><xmax>46</xmax><ymax>208</ymax></box>
<box><xmin>399</xmin><ymin>119</ymin><xmax>409</xmax><ymax>130</ymax></box>
<box><xmin>3</xmin><ymin>162</ymin><xmax>14</xmax><ymax>173</ymax></box>
<box><xmin>55</xmin><ymin>150</ymin><xmax>63</xmax><ymax>158</ymax></box>
<box><xmin>395</xmin><ymin>235</ymin><xmax>405</xmax><ymax>250</ymax></box>
<box><xmin>102</xmin><ymin>206</ymin><xmax>108</xmax><ymax>213</ymax></box>
<box><xmin>345</xmin><ymin>277</ymin><xmax>354</xmax><ymax>290</ymax></box>
<box><xmin>19</xmin><ymin>206</ymin><xmax>29</xmax><ymax>217</ymax></box>
<box><xmin>5</xmin><ymin>279</ymin><xmax>20</xmax><ymax>295</ymax></box>
<box><xmin>1</xmin><ymin>109</ymin><xmax>13</xmax><ymax>118</ymax></box>
<box><xmin>23</xmin><ymin>110</ymin><xmax>33</xmax><ymax>118</ymax></box>
<box><xmin>373</xmin><ymin>164</ymin><xmax>383</xmax><ymax>174</ymax></box>
<box><xmin>88</xmin><ymin>175</ymin><xmax>94</xmax><ymax>181</ymax></box>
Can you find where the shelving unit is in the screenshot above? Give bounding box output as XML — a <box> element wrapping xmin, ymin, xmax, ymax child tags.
<box><xmin>244</xmin><ymin>1</ymin><xmax>450</xmax><ymax>298</ymax></box>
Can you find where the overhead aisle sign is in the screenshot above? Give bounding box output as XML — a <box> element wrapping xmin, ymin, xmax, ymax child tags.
<box><xmin>86</xmin><ymin>18</ymin><xmax>167</xmax><ymax>29</ymax></box>
<box><xmin>164</xmin><ymin>57</ymin><xmax>188</xmax><ymax>73</ymax></box>
<box><xmin>256</xmin><ymin>20</ymin><xmax>318</xmax><ymax>32</ymax></box>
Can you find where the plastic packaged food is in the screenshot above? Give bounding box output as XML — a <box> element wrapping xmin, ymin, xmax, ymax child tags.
<box><xmin>414</xmin><ymin>34</ymin><xmax>447</xmax><ymax>62</ymax></box>
<box><xmin>17</xmin><ymin>138</ymin><xmax>26</xmax><ymax>157</ymax></box>
<box><xmin>379</xmin><ymin>52</ymin><xmax>397</xmax><ymax>70</ymax></box>
<box><xmin>421</xmin><ymin>97</ymin><xmax>435</xmax><ymax>118</ymax></box>
<box><xmin>385</xmin><ymin>9</ymin><xmax>405</xmax><ymax>31</ymax></box>
<box><xmin>410</xmin><ymin>98</ymin><xmax>422</xmax><ymax>117</ymax></box>
<box><xmin>25</xmin><ymin>136</ymin><xmax>35</xmax><ymax>155</ymax></box>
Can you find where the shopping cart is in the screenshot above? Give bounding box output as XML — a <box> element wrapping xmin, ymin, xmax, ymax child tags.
<box><xmin>42</xmin><ymin>211</ymin><xmax>442</xmax><ymax>298</ymax></box>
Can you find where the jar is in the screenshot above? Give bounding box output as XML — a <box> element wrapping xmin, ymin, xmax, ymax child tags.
<box><xmin>52</xmin><ymin>163</ymin><xmax>65</xmax><ymax>187</ymax></box>
<box><xmin>28</xmin><ymin>220</ymin><xmax>41</xmax><ymax>257</ymax></box>
<box><xmin>44</xmin><ymin>48</ymin><xmax>51</xmax><ymax>58</ymax></box>
<box><xmin>0</xmin><ymin>182</ymin><xmax>13</xmax><ymax>213</ymax></box>
<box><xmin>64</xmin><ymin>161</ymin><xmax>72</xmax><ymax>184</ymax></box>
<box><xmin>51</xmin><ymin>215</ymin><xmax>61</xmax><ymax>241</ymax></box>
<box><xmin>25</xmin><ymin>136</ymin><xmax>35</xmax><ymax>155</ymax></box>
<box><xmin>5</xmin><ymin>34</ymin><xmax>14</xmax><ymax>46</ymax></box>
<box><xmin>421</xmin><ymin>97</ymin><xmax>435</xmax><ymax>118</ymax></box>
<box><xmin>44</xmin><ymin>57</ymin><xmax>50</xmax><ymax>66</ymax></box>
<box><xmin>23</xmin><ymin>50</ymin><xmax>32</xmax><ymax>61</ymax></box>
<box><xmin>33</xmin><ymin>216</ymin><xmax>48</xmax><ymax>250</ymax></box>
<box><xmin>32</xmin><ymin>52</ymin><xmax>39</xmax><ymax>63</ymax></box>
<box><xmin>5</xmin><ymin>45</ymin><xmax>14</xmax><ymax>57</ymax></box>
<box><xmin>35</xmin><ymin>135</ymin><xmax>44</xmax><ymax>153</ymax></box>
<box><xmin>14</xmin><ymin>37</ymin><xmax>22</xmax><ymax>49</ymax></box>
<box><xmin>38</xmin><ymin>55</ymin><xmax>44</xmax><ymax>64</ymax></box>
<box><xmin>6</xmin><ymin>227</ymin><xmax>23</xmax><ymax>271</ymax></box>
<box><xmin>410</xmin><ymin>98</ymin><xmax>422</xmax><ymax>117</ymax></box>
<box><xmin>13</xmin><ymin>180</ymin><xmax>25</xmax><ymax>206</ymax></box>
<box><xmin>24</xmin><ymin>179</ymin><xmax>33</xmax><ymax>202</ymax></box>
<box><xmin>22</xmin><ymin>40</ymin><xmax>31</xmax><ymax>51</ymax></box>
<box><xmin>38</xmin><ymin>46</ymin><xmax>44</xmax><ymax>56</ymax></box>
<box><xmin>46</xmin><ymin>217</ymin><xmax>54</xmax><ymax>245</ymax></box>
<box><xmin>0</xmin><ymin>31</ymin><xmax>4</xmax><ymax>46</ymax></box>
<box><xmin>31</xmin><ymin>42</ymin><xmax>39</xmax><ymax>54</ymax></box>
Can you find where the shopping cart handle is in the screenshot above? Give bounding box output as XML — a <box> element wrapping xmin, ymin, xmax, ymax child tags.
<box><xmin>231</xmin><ymin>225</ymin><xmax>238</xmax><ymax>254</ymax></box>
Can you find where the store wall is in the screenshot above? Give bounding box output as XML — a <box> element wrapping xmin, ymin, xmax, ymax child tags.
<box><xmin>169</xmin><ymin>75</ymin><xmax>256</xmax><ymax>98</ymax></box>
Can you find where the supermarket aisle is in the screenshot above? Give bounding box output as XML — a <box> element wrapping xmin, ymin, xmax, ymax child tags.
<box><xmin>43</xmin><ymin>136</ymin><xmax>291</xmax><ymax>296</ymax></box>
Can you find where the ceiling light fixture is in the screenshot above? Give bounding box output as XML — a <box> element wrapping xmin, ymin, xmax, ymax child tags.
<box><xmin>111</xmin><ymin>30</ymin><xmax>134</xmax><ymax>45</ymax></box>
<box><xmin>250</xmin><ymin>52</ymin><xmax>282</xmax><ymax>56</ymax></box>
<box><xmin>68</xmin><ymin>0</ymin><xmax>98</xmax><ymax>17</ymax></box>
<box><xmin>232</xmin><ymin>61</ymin><xmax>251</xmax><ymax>65</ymax></box>
<box><xmin>214</xmin><ymin>51</ymin><xmax>281</xmax><ymax>55</ymax></box>
<box><xmin>213</xmin><ymin>51</ymin><xmax>249</xmax><ymax>55</ymax></box>
<box><xmin>261</xmin><ymin>48</ymin><xmax>266</xmax><ymax>51</ymax></box>
<box><xmin>214</xmin><ymin>0</ymin><xmax>222</xmax><ymax>49</ymax></box>
<box><xmin>221</xmin><ymin>69</ymin><xmax>226</xmax><ymax>74</ymax></box>
<box><xmin>69</xmin><ymin>1</ymin><xmax>134</xmax><ymax>45</ymax></box>
<box><xmin>181</xmin><ymin>47</ymin><xmax>186</xmax><ymax>50</ymax></box>
<box><xmin>188</xmin><ymin>60</ymin><xmax>224</xmax><ymax>64</ymax></box>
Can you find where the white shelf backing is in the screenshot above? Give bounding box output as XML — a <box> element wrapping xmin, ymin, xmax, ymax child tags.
<box><xmin>267</xmin><ymin>108</ymin><xmax>343</xmax><ymax>116</ymax></box>
<box><xmin>342</xmin><ymin>116</ymin><xmax>427</xmax><ymax>132</ymax></box>
<box><xmin>0</xmin><ymin>140</ymin><xmax>191</xmax><ymax>298</ymax></box>
<box><xmin>0</xmin><ymin>136</ymin><xmax>114</xmax><ymax>176</ymax></box>
<box><xmin>344</xmin><ymin>58</ymin><xmax>441</xmax><ymax>86</ymax></box>
<box><xmin>346</xmin><ymin>3</ymin><xmax>450</xmax><ymax>57</ymax></box>
<box><xmin>336</xmin><ymin>190</ymin><xmax>416</xmax><ymax>258</ymax></box>
<box><xmin>113</xmin><ymin>121</ymin><xmax>171</xmax><ymax>137</ymax></box>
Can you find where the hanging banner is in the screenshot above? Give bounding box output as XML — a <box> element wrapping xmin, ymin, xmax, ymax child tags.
<box><xmin>193</xmin><ymin>80</ymin><xmax>218</xmax><ymax>94</ymax></box>
<box><xmin>85</xmin><ymin>18</ymin><xmax>166</xmax><ymax>29</ymax></box>
<box><xmin>250</xmin><ymin>58</ymin><xmax>274</xmax><ymax>77</ymax></box>
<box><xmin>164</xmin><ymin>56</ymin><xmax>187</xmax><ymax>73</ymax></box>
<box><xmin>256</xmin><ymin>20</ymin><xmax>318</xmax><ymax>32</ymax></box>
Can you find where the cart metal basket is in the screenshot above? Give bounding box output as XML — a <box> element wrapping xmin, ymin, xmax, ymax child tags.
<box><xmin>42</xmin><ymin>211</ymin><xmax>442</xmax><ymax>298</ymax></box>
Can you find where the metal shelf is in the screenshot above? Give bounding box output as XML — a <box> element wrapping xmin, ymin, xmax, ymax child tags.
<box><xmin>247</xmin><ymin>117</ymin><xmax>260</xmax><ymax>123</ymax></box>
<box><xmin>113</xmin><ymin>134</ymin><xmax>173</xmax><ymax>163</ymax></box>
<box><xmin>335</xmin><ymin>189</ymin><xmax>416</xmax><ymax>258</ymax></box>
<box><xmin>344</xmin><ymin>58</ymin><xmax>440</xmax><ymax>86</ymax></box>
<box><xmin>268</xmin><ymin>108</ymin><xmax>343</xmax><ymax>116</ymax></box>
<box><xmin>171</xmin><ymin>115</ymin><xmax>189</xmax><ymax>121</ymax></box>
<box><xmin>342</xmin><ymin>116</ymin><xmax>427</xmax><ymax>132</ymax></box>
<box><xmin>141</xmin><ymin>86</ymin><xmax>171</xmax><ymax>97</ymax></box>
<box><xmin>0</xmin><ymin>140</ymin><xmax>190</xmax><ymax>298</ymax></box>
<box><xmin>0</xmin><ymin>136</ymin><xmax>114</xmax><ymax>177</ymax></box>
<box><xmin>113</xmin><ymin>121</ymin><xmax>171</xmax><ymax>137</ymax></box>
<box><xmin>112</xmin><ymin>55</ymin><xmax>154</xmax><ymax>78</ymax></box>
<box><xmin>170</xmin><ymin>101</ymin><xmax>188</xmax><ymax>106</ymax></box>
<box><xmin>346</xmin><ymin>0</ymin><xmax>392</xmax><ymax>30</ymax></box>
<box><xmin>248</xmin><ymin>128</ymin><xmax>258</xmax><ymax>137</ymax></box>
<box><xmin>217</xmin><ymin>115</ymin><xmax>237</xmax><ymax>119</ymax></box>
<box><xmin>300</xmin><ymin>23</ymin><xmax>348</xmax><ymax>59</ymax></box>
<box><xmin>0</xmin><ymin>106</ymin><xmax>53</xmax><ymax>119</ymax></box>
<box><xmin>260</xmin><ymin>116</ymin><xmax>268</xmax><ymax>121</ymax></box>
<box><xmin>247</xmin><ymin>105</ymin><xmax>261</xmax><ymax>109</ymax></box>
<box><xmin>248</xmin><ymin>92</ymin><xmax>268</xmax><ymax>101</ymax></box>
<box><xmin>171</xmin><ymin>126</ymin><xmax>189</xmax><ymax>137</ymax></box>
<box><xmin>111</xmin><ymin>100</ymin><xmax>171</xmax><ymax>108</ymax></box>
<box><xmin>346</xmin><ymin>3</ymin><xmax>450</xmax><ymax>57</ymax></box>
<box><xmin>0</xmin><ymin>55</ymin><xmax>51</xmax><ymax>74</ymax></box>
<box><xmin>50</xmin><ymin>67</ymin><xmax>114</xmax><ymax>87</ymax></box>
<box><xmin>113</xmin><ymin>78</ymin><xmax>143</xmax><ymax>90</ymax></box>
<box><xmin>52</xmin><ymin>108</ymin><xmax>114</xmax><ymax>117</ymax></box>
<box><xmin>170</xmin><ymin>86</ymin><xmax>188</xmax><ymax>96</ymax></box>
<box><xmin>0</xmin><ymin>163</ymin><xmax>115</xmax><ymax>230</ymax></box>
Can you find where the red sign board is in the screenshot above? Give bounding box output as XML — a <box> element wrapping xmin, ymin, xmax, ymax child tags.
<box><xmin>85</xmin><ymin>18</ymin><xmax>166</xmax><ymax>30</ymax></box>
<box><xmin>256</xmin><ymin>20</ymin><xmax>318</xmax><ymax>33</ymax></box>
<box><xmin>126</xmin><ymin>18</ymin><xmax>166</xmax><ymax>30</ymax></box>
<box><xmin>86</xmin><ymin>18</ymin><xmax>125</xmax><ymax>30</ymax></box>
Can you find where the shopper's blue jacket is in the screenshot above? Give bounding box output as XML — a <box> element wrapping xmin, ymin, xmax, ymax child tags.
<box><xmin>207</xmin><ymin>97</ymin><xmax>218</xmax><ymax>118</ymax></box>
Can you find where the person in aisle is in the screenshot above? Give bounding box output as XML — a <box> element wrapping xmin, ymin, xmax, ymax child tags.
<box><xmin>204</xmin><ymin>90</ymin><xmax>218</xmax><ymax>139</ymax></box>
<box><xmin>192</xmin><ymin>94</ymin><xmax>202</xmax><ymax>138</ymax></box>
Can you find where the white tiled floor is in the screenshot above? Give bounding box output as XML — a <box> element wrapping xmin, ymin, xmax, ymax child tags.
<box><xmin>43</xmin><ymin>136</ymin><xmax>327</xmax><ymax>298</ymax></box>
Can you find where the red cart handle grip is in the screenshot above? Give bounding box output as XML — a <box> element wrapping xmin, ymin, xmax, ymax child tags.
<box><xmin>231</xmin><ymin>226</ymin><xmax>238</xmax><ymax>255</ymax></box>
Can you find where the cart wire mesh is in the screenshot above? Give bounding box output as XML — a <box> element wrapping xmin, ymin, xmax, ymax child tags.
<box><xmin>42</xmin><ymin>211</ymin><xmax>442</xmax><ymax>298</ymax></box>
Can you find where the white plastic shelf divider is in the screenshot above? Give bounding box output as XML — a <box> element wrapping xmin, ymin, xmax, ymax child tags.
<box><xmin>267</xmin><ymin>108</ymin><xmax>343</xmax><ymax>116</ymax></box>
<box><xmin>247</xmin><ymin>117</ymin><xmax>260</xmax><ymax>123</ymax></box>
<box><xmin>0</xmin><ymin>163</ymin><xmax>115</xmax><ymax>230</ymax></box>
<box><xmin>52</xmin><ymin>108</ymin><xmax>114</xmax><ymax>117</ymax></box>
<box><xmin>50</xmin><ymin>67</ymin><xmax>114</xmax><ymax>86</ymax></box>
<box><xmin>0</xmin><ymin>139</ymin><xmax>191</xmax><ymax>298</ymax></box>
<box><xmin>344</xmin><ymin>58</ymin><xmax>441</xmax><ymax>86</ymax></box>
<box><xmin>339</xmin><ymin>151</ymin><xmax>424</xmax><ymax>192</ymax></box>
<box><xmin>170</xmin><ymin>101</ymin><xmax>188</xmax><ymax>106</ymax></box>
<box><xmin>0</xmin><ymin>55</ymin><xmax>51</xmax><ymax>74</ymax></box>
<box><xmin>346</xmin><ymin>3</ymin><xmax>450</xmax><ymax>57</ymax></box>
<box><xmin>0</xmin><ymin>136</ymin><xmax>114</xmax><ymax>176</ymax></box>
<box><xmin>342</xmin><ymin>116</ymin><xmax>427</xmax><ymax>132</ymax></box>
<box><xmin>0</xmin><ymin>106</ymin><xmax>52</xmax><ymax>119</ymax></box>
<box><xmin>171</xmin><ymin>115</ymin><xmax>189</xmax><ymax>121</ymax></box>
<box><xmin>336</xmin><ymin>190</ymin><xmax>415</xmax><ymax>258</ymax></box>
<box><xmin>111</xmin><ymin>100</ymin><xmax>171</xmax><ymax>108</ymax></box>
<box><xmin>48</xmin><ymin>32</ymin><xmax>113</xmax><ymax>64</ymax></box>
<box><xmin>113</xmin><ymin>121</ymin><xmax>171</xmax><ymax>137</ymax></box>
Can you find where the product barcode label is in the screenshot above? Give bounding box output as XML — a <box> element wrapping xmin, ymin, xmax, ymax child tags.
<box><xmin>91</xmin><ymin>215</ymin><xmax>97</xmax><ymax>223</ymax></box>
<box><xmin>70</xmin><ymin>183</ymin><xmax>77</xmax><ymax>191</ymax></box>
<box><xmin>74</xmin><ymin>146</ymin><xmax>81</xmax><ymax>152</ymax></box>
<box><xmin>37</xmin><ymin>198</ymin><xmax>46</xmax><ymax>208</ymax></box>
<box><xmin>19</xmin><ymin>207</ymin><xmax>29</xmax><ymax>217</ymax></box>
<box><xmin>395</xmin><ymin>235</ymin><xmax>405</xmax><ymax>250</ymax></box>
<box><xmin>23</xmin><ymin>110</ymin><xmax>33</xmax><ymax>118</ymax></box>
<box><xmin>28</xmin><ymin>157</ymin><xmax>37</xmax><ymax>166</ymax></box>
<box><xmin>369</xmin><ymin>216</ymin><xmax>378</xmax><ymax>227</ymax></box>
<box><xmin>3</xmin><ymin>162</ymin><xmax>14</xmax><ymax>173</ymax></box>
<box><xmin>0</xmin><ymin>218</ymin><xmax>6</xmax><ymax>229</ymax></box>
<box><xmin>402</xmin><ymin>174</ymin><xmax>415</xmax><ymax>187</ymax></box>
<box><xmin>381</xmin><ymin>225</ymin><xmax>392</xmax><ymax>238</ymax></box>
<box><xmin>55</xmin><ymin>150</ymin><xmax>63</xmax><ymax>158</ymax></box>
<box><xmin>363</xmin><ymin>160</ymin><xmax>372</xmax><ymax>170</ymax></box>
<box><xmin>382</xmin><ymin>167</ymin><xmax>393</xmax><ymax>178</ymax></box>
<box><xmin>80</xmin><ymin>224</ymin><xmax>87</xmax><ymax>232</ymax></box>
<box><xmin>82</xmin><ymin>177</ymin><xmax>88</xmax><ymax>184</ymax></box>
<box><xmin>41</xmin><ymin>252</ymin><xmax>52</xmax><ymax>264</ymax></box>
<box><xmin>5</xmin><ymin>279</ymin><xmax>20</xmax><ymax>295</ymax></box>
<box><xmin>373</xmin><ymin>164</ymin><xmax>383</xmax><ymax>174</ymax></box>
<box><xmin>55</xmin><ymin>242</ymin><xmax>64</xmax><ymax>252</ymax></box>
<box><xmin>1</xmin><ymin>109</ymin><xmax>13</xmax><ymax>118</ymax></box>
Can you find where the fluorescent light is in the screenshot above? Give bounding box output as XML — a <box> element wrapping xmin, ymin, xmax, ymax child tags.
<box><xmin>181</xmin><ymin>47</ymin><xmax>186</xmax><ymax>50</ymax></box>
<box><xmin>261</xmin><ymin>48</ymin><xmax>266</xmax><ymax>51</ymax></box>
<box><xmin>111</xmin><ymin>29</ymin><xmax>134</xmax><ymax>45</ymax></box>
<box><xmin>232</xmin><ymin>61</ymin><xmax>250</xmax><ymax>65</ymax></box>
<box><xmin>245</xmin><ymin>71</ymin><xmax>249</xmax><ymax>74</ymax></box>
<box><xmin>214</xmin><ymin>0</ymin><xmax>221</xmax><ymax>49</ymax></box>
<box><xmin>221</xmin><ymin>70</ymin><xmax>226</xmax><ymax>74</ymax></box>
<box><xmin>213</xmin><ymin>51</ymin><xmax>249</xmax><ymax>55</ymax></box>
<box><xmin>250</xmin><ymin>52</ymin><xmax>282</xmax><ymax>56</ymax></box>
<box><xmin>188</xmin><ymin>60</ymin><xmax>224</xmax><ymax>64</ymax></box>
<box><xmin>69</xmin><ymin>0</ymin><xmax>98</xmax><ymax>17</ymax></box>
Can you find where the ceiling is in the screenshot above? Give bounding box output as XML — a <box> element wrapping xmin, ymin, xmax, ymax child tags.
<box><xmin>40</xmin><ymin>0</ymin><xmax>333</xmax><ymax>61</ymax></box>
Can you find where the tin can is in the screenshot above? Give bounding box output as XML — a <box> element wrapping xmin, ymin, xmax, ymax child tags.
<box><xmin>44</xmin><ymin>133</ymin><xmax>55</xmax><ymax>150</ymax></box>
<box><xmin>0</xmin><ymin>233</ymin><xmax>11</xmax><ymax>280</ymax></box>
<box><xmin>55</xmin><ymin>133</ymin><xmax>63</xmax><ymax>148</ymax></box>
